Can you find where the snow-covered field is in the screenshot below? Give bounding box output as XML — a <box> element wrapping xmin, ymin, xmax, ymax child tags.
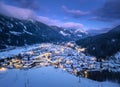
<box><xmin>0</xmin><ymin>67</ymin><xmax>119</xmax><ymax>87</ymax></box>
<box><xmin>0</xmin><ymin>44</ymin><xmax>40</xmax><ymax>59</ymax></box>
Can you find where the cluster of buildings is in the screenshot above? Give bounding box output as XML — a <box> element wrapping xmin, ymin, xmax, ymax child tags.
<box><xmin>0</xmin><ymin>43</ymin><xmax>120</xmax><ymax>76</ymax></box>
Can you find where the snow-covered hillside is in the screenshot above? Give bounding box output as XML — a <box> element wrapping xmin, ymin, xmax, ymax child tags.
<box><xmin>0</xmin><ymin>14</ymin><xmax>67</xmax><ymax>49</ymax></box>
<box><xmin>0</xmin><ymin>67</ymin><xmax>119</xmax><ymax>87</ymax></box>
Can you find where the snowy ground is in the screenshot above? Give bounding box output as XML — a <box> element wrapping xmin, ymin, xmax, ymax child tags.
<box><xmin>0</xmin><ymin>67</ymin><xmax>119</xmax><ymax>87</ymax></box>
<box><xmin>0</xmin><ymin>44</ymin><xmax>40</xmax><ymax>59</ymax></box>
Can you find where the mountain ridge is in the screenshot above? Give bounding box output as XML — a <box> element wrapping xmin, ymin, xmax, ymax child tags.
<box><xmin>0</xmin><ymin>14</ymin><xmax>67</xmax><ymax>49</ymax></box>
<box><xmin>76</xmin><ymin>25</ymin><xmax>120</xmax><ymax>59</ymax></box>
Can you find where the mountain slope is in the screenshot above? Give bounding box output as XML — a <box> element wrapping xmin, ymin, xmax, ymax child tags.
<box><xmin>51</xmin><ymin>26</ymin><xmax>88</xmax><ymax>41</ymax></box>
<box><xmin>87</xmin><ymin>28</ymin><xmax>111</xmax><ymax>36</ymax></box>
<box><xmin>0</xmin><ymin>14</ymin><xmax>66</xmax><ymax>49</ymax></box>
<box><xmin>76</xmin><ymin>25</ymin><xmax>120</xmax><ymax>59</ymax></box>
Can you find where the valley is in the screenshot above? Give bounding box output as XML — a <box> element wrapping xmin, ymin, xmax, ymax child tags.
<box><xmin>0</xmin><ymin>42</ymin><xmax>120</xmax><ymax>87</ymax></box>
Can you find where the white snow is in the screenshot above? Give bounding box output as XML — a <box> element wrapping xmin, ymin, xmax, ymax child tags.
<box><xmin>77</xmin><ymin>34</ymin><xmax>82</xmax><ymax>37</ymax></box>
<box><xmin>113</xmin><ymin>52</ymin><xmax>120</xmax><ymax>62</ymax></box>
<box><xmin>111</xmin><ymin>39</ymin><xmax>116</xmax><ymax>42</ymax></box>
<box><xmin>23</xmin><ymin>25</ymin><xmax>27</xmax><ymax>30</ymax></box>
<box><xmin>19</xmin><ymin>22</ymin><xmax>27</xmax><ymax>30</ymax></box>
<box><xmin>92</xmin><ymin>47</ymin><xmax>96</xmax><ymax>50</ymax></box>
<box><xmin>0</xmin><ymin>44</ymin><xmax>39</xmax><ymax>59</ymax></box>
<box><xmin>75</xmin><ymin>29</ymin><xmax>87</xmax><ymax>34</ymax></box>
<box><xmin>60</xmin><ymin>31</ymin><xmax>70</xmax><ymax>36</ymax></box>
<box><xmin>0</xmin><ymin>67</ymin><xmax>119</xmax><ymax>87</ymax></box>
<box><xmin>23</xmin><ymin>30</ymin><xmax>33</xmax><ymax>35</ymax></box>
<box><xmin>10</xmin><ymin>31</ymin><xmax>22</xmax><ymax>35</ymax></box>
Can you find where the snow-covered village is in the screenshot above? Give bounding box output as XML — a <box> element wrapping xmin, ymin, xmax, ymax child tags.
<box><xmin>0</xmin><ymin>42</ymin><xmax>120</xmax><ymax>72</ymax></box>
<box><xmin>0</xmin><ymin>0</ymin><xmax>120</xmax><ymax>87</ymax></box>
<box><xmin>0</xmin><ymin>42</ymin><xmax>120</xmax><ymax>87</ymax></box>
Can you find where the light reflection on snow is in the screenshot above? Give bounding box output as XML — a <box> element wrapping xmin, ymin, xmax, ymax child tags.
<box><xmin>0</xmin><ymin>67</ymin><xmax>7</xmax><ymax>72</ymax></box>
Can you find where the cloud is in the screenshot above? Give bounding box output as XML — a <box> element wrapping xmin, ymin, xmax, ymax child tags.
<box><xmin>38</xmin><ymin>17</ymin><xmax>85</xmax><ymax>30</ymax></box>
<box><xmin>2</xmin><ymin>0</ymin><xmax>41</xmax><ymax>11</ymax></box>
<box><xmin>37</xmin><ymin>16</ymin><xmax>62</xmax><ymax>26</ymax></box>
<box><xmin>88</xmin><ymin>17</ymin><xmax>113</xmax><ymax>22</ymax></box>
<box><xmin>0</xmin><ymin>2</ymin><xmax>36</xmax><ymax>19</ymax></box>
<box><xmin>62</xmin><ymin>5</ymin><xmax>90</xmax><ymax>18</ymax></box>
<box><xmin>62</xmin><ymin>22</ymin><xmax>84</xmax><ymax>29</ymax></box>
<box><xmin>94</xmin><ymin>0</ymin><xmax>120</xmax><ymax>21</ymax></box>
<box><xmin>0</xmin><ymin>2</ymin><xmax>59</xmax><ymax>25</ymax></box>
<box><xmin>0</xmin><ymin>2</ymin><xmax>85</xmax><ymax>30</ymax></box>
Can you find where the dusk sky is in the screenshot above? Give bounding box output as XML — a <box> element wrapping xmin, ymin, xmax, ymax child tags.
<box><xmin>0</xmin><ymin>0</ymin><xmax>120</xmax><ymax>30</ymax></box>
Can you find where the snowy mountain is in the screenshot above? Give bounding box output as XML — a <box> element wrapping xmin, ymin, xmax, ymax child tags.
<box><xmin>76</xmin><ymin>25</ymin><xmax>120</xmax><ymax>59</ymax></box>
<box><xmin>0</xmin><ymin>14</ymin><xmax>67</xmax><ymax>49</ymax></box>
<box><xmin>51</xmin><ymin>26</ymin><xmax>88</xmax><ymax>40</ymax></box>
